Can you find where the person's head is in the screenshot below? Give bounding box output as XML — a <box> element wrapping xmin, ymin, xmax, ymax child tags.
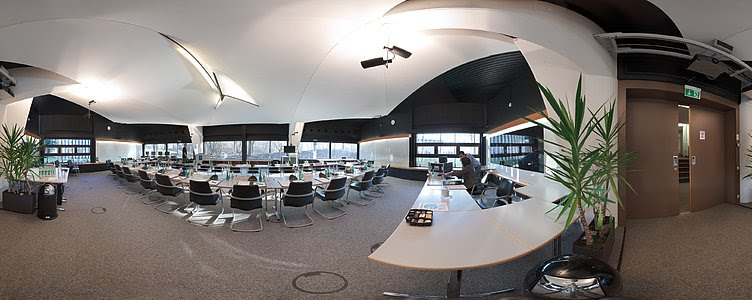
<box><xmin>460</xmin><ymin>156</ymin><xmax>471</xmax><ymax>166</ymax></box>
<box><xmin>458</xmin><ymin>151</ymin><xmax>466</xmax><ymax>158</ymax></box>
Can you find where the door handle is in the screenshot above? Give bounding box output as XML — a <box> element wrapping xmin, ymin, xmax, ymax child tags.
<box><xmin>691</xmin><ymin>155</ymin><xmax>696</xmax><ymax>165</ymax></box>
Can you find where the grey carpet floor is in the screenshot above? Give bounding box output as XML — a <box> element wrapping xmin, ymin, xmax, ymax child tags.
<box><xmin>620</xmin><ymin>203</ymin><xmax>752</xmax><ymax>299</ymax></box>
<box><xmin>0</xmin><ymin>172</ymin><xmax>575</xmax><ymax>299</ymax></box>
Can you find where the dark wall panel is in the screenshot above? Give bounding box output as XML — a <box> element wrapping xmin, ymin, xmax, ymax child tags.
<box><xmin>618</xmin><ymin>54</ymin><xmax>740</xmax><ymax>102</ymax></box>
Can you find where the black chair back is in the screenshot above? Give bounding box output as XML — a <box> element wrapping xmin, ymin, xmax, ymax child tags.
<box><xmin>248</xmin><ymin>175</ymin><xmax>258</xmax><ymax>182</ymax></box>
<box><xmin>155</xmin><ymin>173</ymin><xmax>181</xmax><ymax>196</ymax></box>
<box><xmin>284</xmin><ymin>181</ymin><xmax>313</xmax><ymax>207</ymax></box>
<box><xmin>137</xmin><ymin>170</ymin><xmax>155</xmax><ymax>190</ymax></box>
<box><xmin>123</xmin><ymin>167</ymin><xmax>137</xmax><ymax>182</ymax></box>
<box><xmin>189</xmin><ymin>180</ymin><xmax>220</xmax><ymax>205</ymax></box>
<box><xmin>322</xmin><ymin>177</ymin><xmax>347</xmax><ymax>200</ymax></box>
<box><xmin>289</xmin><ymin>174</ymin><xmax>298</xmax><ymax>181</ymax></box>
<box><xmin>372</xmin><ymin>168</ymin><xmax>385</xmax><ymax>185</ymax></box>
<box><xmin>209</xmin><ymin>174</ymin><xmax>218</xmax><ymax>181</ymax></box>
<box><xmin>497</xmin><ymin>179</ymin><xmax>514</xmax><ymax>198</ymax></box>
<box><xmin>230</xmin><ymin>185</ymin><xmax>263</xmax><ymax>211</ymax></box>
<box><xmin>116</xmin><ymin>165</ymin><xmax>125</xmax><ymax>178</ymax></box>
<box><xmin>359</xmin><ymin>170</ymin><xmax>375</xmax><ymax>189</ymax></box>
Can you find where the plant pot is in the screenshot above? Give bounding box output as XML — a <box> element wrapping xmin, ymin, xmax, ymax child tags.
<box><xmin>573</xmin><ymin>217</ymin><xmax>616</xmax><ymax>263</ymax></box>
<box><xmin>2</xmin><ymin>191</ymin><xmax>36</xmax><ymax>214</ymax></box>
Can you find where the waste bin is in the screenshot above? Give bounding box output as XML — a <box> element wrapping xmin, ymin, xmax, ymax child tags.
<box><xmin>37</xmin><ymin>184</ymin><xmax>58</xmax><ymax>220</ymax></box>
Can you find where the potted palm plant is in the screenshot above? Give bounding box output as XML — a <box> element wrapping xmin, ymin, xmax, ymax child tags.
<box><xmin>571</xmin><ymin>101</ymin><xmax>636</xmax><ymax>261</ymax></box>
<box><xmin>526</xmin><ymin>75</ymin><xmax>635</xmax><ymax>262</ymax></box>
<box><xmin>0</xmin><ymin>124</ymin><xmax>43</xmax><ymax>214</ymax></box>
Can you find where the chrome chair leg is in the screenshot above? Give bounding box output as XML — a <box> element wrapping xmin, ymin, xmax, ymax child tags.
<box><xmin>229</xmin><ymin>209</ymin><xmax>264</xmax><ymax>232</ymax></box>
<box><xmin>312</xmin><ymin>199</ymin><xmax>347</xmax><ymax>220</ymax></box>
<box><xmin>155</xmin><ymin>194</ymin><xmax>188</xmax><ymax>214</ymax></box>
<box><xmin>138</xmin><ymin>190</ymin><xmax>164</xmax><ymax>204</ymax></box>
<box><xmin>282</xmin><ymin>205</ymin><xmax>314</xmax><ymax>228</ymax></box>
<box><xmin>348</xmin><ymin>190</ymin><xmax>375</xmax><ymax>206</ymax></box>
<box><xmin>187</xmin><ymin>198</ymin><xmax>226</xmax><ymax>227</ymax></box>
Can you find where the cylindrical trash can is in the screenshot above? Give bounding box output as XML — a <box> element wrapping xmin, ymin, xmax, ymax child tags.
<box><xmin>37</xmin><ymin>184</ymin><xmax>58</xmax><ymax>220</ymax></box>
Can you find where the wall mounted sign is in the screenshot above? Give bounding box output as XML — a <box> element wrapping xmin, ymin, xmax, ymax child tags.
<box><xmin>684</xmin><ymin>85</ymin><xmax>701</xmax><ymax>100</ymax></box>
<box><xmin>700</xmin><ymin>130</ymin><xmax>706</xmax><ymax>140</ymax></box>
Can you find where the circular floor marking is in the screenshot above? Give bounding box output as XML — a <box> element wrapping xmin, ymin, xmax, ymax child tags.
<box><xmin>292</xmin><ymin>271</ymin><xmax>348</xmax><ymax>294</ymax></box>
<box><xmin>370</xmin><ymin>242</ymin><xmax>383</xmax><ymax>253</ymax></box>
<box><xmin>91</xmin><ymin>207</ymin><xmax>107</xmax><ymax>214</ymax></box>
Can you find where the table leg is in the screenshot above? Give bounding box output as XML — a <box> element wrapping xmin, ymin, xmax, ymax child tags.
<box><xmin>383</xmin><ymin>269</ymin><xmax>514</xmax><ymax>298</ymax></box>
<box><xmin>553</xmin><ymin>235</ymin><xmax>562</xmax><ymax>257</ymax></box>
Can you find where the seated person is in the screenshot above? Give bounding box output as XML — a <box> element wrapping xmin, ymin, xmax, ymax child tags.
<box><xmin>443</xmin><ymin>156</ymin><xmax>476</xmax><ymax>191</ymax></box>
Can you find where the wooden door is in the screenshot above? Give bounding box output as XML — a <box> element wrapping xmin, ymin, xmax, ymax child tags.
<box><xmin>626</xmin><ymin>99</ymin><xmax>679</xmax><ymax>218</ymax></box>
<box><xmin>689</xmin><ymin>106</ymin><xmax>725</xmax><ymax>211</ymax></box>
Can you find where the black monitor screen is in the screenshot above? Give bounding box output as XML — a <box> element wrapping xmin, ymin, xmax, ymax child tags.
<box><xmin>283</xmin><ymin>146</ymin><xmax>296</xmax><ymax>153</ymax></box>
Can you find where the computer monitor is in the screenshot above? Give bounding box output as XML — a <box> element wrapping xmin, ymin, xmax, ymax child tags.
<box><xmin>284</xmin><ymin>146</ymin><xmax>296</xmax><ymax>153</ymax></box>
<box><xmin>438</xmin><ymin>156</ymin><xmax>448</xmax><ymax>163</ymax></box>
<box><xmin>430</xmin><ymin>163</ymin><xmax>445</xmax><ymax>173</ymax></box>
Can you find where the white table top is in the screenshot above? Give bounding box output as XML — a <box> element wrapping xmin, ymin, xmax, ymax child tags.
<box><xmin>28</xmin><ymin>167</ymin><xmax>69</xmax><ymax>184</ymax></box>
<box><xmin>369</xmin><ymin>166</ymin><xmax>586</xmax><ymax>271</ymax></box>
<box><xmin>368</xmin><ymin>210</ymin><xmax>532</xmax><ymax>270</ymax></box>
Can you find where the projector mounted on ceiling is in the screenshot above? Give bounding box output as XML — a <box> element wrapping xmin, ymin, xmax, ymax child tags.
<box><xmin>360</xmin><ymin>45</ymin><xmax>412</xmax><ymax>69</ymax></box>
<box><xmin>687</xmin><ymin>54</ymin><xmax>728</xmax><ymax>80</ymax></box>
<box><xmin>0</xmin><ymin>65</ymin><xmax>17</xmax><ymax>100</ymax></box>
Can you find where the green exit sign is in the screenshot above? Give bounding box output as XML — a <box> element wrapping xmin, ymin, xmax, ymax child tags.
<box><xmin>684</xmin><ymin>85</ymin><xmax>701</xmax><ymax>99</ymax></box>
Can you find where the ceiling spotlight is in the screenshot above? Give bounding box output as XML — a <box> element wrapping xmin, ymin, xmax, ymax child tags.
<box><xmin>384</xmin><ymin>46</ymin><xmax>412</xmax><ymax>59</ymax></box>
<box><xmin>361</xmin><ymin>58</ymin><xmax>393</xmax><ymax>69</ymax></box>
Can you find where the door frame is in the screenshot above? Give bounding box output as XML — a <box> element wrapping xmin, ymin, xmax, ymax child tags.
<box><xmin>618</xmin><ymin>80</ymin><xmax>739</xmax><ymax>223</ymax></box>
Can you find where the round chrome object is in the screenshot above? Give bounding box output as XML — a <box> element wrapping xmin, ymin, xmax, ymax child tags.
<box><xmin>524</xmin><ymin>254</ymin><xmax>622</xmax><ymax>299</ymax></box>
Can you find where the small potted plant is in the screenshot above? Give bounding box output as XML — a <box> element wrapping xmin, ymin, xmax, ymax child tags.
<box><xmin>0</xmin><ymin>124</ymin><xmax>43</xmax><ymax>214</ymax></box>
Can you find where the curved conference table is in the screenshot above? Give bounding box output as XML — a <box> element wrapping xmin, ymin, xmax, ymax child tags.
<box><xmin>369</xmin><ymin>165</ymin><xmax>591</xmax><ymax>298</ymax></box>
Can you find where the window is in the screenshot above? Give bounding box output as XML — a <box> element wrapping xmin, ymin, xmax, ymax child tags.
<box><xmin>42</xmin><ymin>138</ymin><xmax>91</xmax><ymax>163</ymax></box>
<box><xmin>315</xmin><ymin>142</ymin><xmax>330</xmax><ymax>159</ymax></box>
<box><xmin>144</xmin><ymin>143</ymin><xmax>166</xmax><ymax>156</ymax></box>
<box><xmin>247</xmin><ymin>140</ymin><xmax>286</xmax><ymax>160</ymax></box>
<box><xmin>167</xmin><ymin>143</ymin><xmax>193</xmax><ymax>158</ymax></box>
<box><xmin>417</xmin><ymin>146</ymin><xmax>434</xmax><ymax>155</ymax></box>
<box><xmin>414</xmin><ymin>133</ymin><xmax>481</xmax><ymax>167</ymax></box>
<box><xmin>438</xmin><ymin>146</ymin><xmax>456</xmax><ymax>155</ymax></box>
<box><xmin>298</xmin><ymin>142</ymin><xmax>315</xmax><ymax>159</ymax></box>
<box><xmin>331</xmin><ymin>143</ymin><xmax>357</xmax><ymax>159</ymax></box>
<box><xmin>459</xmin><ymin>146</ymin><xmax>478</xmax><ymax>155</ymax></box>
<box><xmin>203</xmin><ymin>141</ymin><xmax>242</xmax><ymax>160</ymax></box>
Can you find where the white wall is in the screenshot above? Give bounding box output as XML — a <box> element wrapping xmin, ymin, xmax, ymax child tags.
<box><xmin>359</xmin><ymin>137</ymin><xmax>409</xmax><ymax>168</ymax></box>
<box><xmin>740</xmin><ymin>96</ymin><xmax>752</xmax><ymax>203</ymax></box>
<box><xmin>96</xmin><ymin>141</ymin><xmax>142</xmax><ymax>162</ymax></box>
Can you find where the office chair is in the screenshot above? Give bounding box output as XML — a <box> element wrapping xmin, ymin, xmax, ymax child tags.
<box><xmin>137</xmin><ymin>170</ymin><xmax>163</xmax><ymax>204</ymax></box>
<box><xmin>346</xmin><ymin>170</ymin><xmax>375</xmax><ymax>206</ymax></box>
<box><xmin>228</xmin><ymin>184</ymin><xmax>264</xmax><ymax>232</ymax></box>
<box><xmin>470</xmin><ymin>172</ymin><xmax>497</xmax><ymax>196</ymax></box>
<box><xmin>187</xmin><ymin>180</ymin><xmax>225</xmax><ymax>227</ymax></box>
<box><xmin>154</xmin><ymin>173</ymin><xmax>187</xmax><ymax>214</ymax></box>
<box><xmin>475</xmin><ymin>178</ymin><xmax>513</xmax><ymax>209</ymax></box>
<box><xmin>289</xmin><ymin>174</ymin><xmax>298</xmax><ymax>181</ymax></box>
<box><xmin>313</xmin><ymin>177</ymin><xmax>347</xmax><ymax>219</ymax></box>
<box><xmin>369</xmin><ymin>168</ymin><xmax>386</xmax><ymax>195</ymax></box>
<box><xmin>67</xmin><ymin>160</ymin><xmax>80</xmax><ymax>176</ymax></box>
<box><xmin>282</xmin><ymin>181</ymin><xmax>314</xmax><ymax>228</ymax></box>
<box><xmin>122</xmin><ymin>167</ymin><xmax>140</xmax><ymax>195</ymax></box>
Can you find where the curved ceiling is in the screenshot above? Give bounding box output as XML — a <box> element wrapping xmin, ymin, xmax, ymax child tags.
<box><xmin>0</xmin><ymin>0</ymin><xmax>520</xmax><ymax>127</ymax></box>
